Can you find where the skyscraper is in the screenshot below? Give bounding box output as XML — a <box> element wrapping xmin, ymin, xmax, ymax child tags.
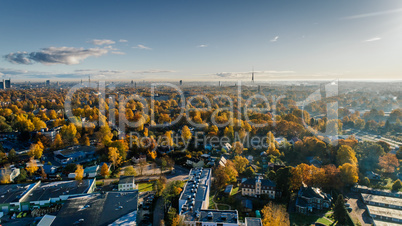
<box><xmin>4</xmin><ymin>78</ymin><xmax>11</xmax><ymax>88</ymax></box>
<box><xmin>46</xmin><ymin>80</ymin><xmax>50</xmax><ymax>87</ymax></box>
<box><xmin>180</xmin><ymin>80</ymin><xmax>182</xmax><ymax>86</ymax></box>
<box><xmin>252</xmin><ymin>67</ymin><xmax>254</xmax><ymax>83</ymax></box>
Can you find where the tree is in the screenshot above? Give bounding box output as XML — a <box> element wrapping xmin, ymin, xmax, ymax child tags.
<box><xmin>339</xmin><ymin>163</ymin><xmax>358</xmax><ymax>186</ymax></box>
<box><xmin>53</xmin><ymin>134</ymin><xmax>64</xmax><ymax>149</ymax></box>
<box><xmin>124</xmin><ymin>166</ymin><xmax>137</xmax><ymax>176</ymax></box>
<box><xmin>28</xmin><ymin>142</ymin><xmax>44</xmax><ymax>159</ymax></box>
<box><xmin>244</xmin><ymin>166</ymin><xmax>255</xmax><ymax>178</ymax></box>
<box><xmin>154</xmin><ymin>176</ymin><xmax>167</xmax><ymax>196</ymax></box>
<box><xmin>261</xmin><ymin>202</ymin><xmax>290</xmax><ymax>226</ymax></box>
<box><xmin>108</xmin><ymin>147</ymin><xmax>122</xmax><ymax>170</ymax></box>
<box><xmin>361</xmin><ymin>177</ymin><xmax>370</xmax><ymax>186</ymax></box>
<box><xmin>181</xmin><ymin>125</ymin><xmax>192</xmax><ymax>143</ymax></box>
<box><xmin>232</xmin><ymin>141</ymin><xmax>243</xmax><ymax>155</ymax></box>
<box><xmin>214</xmin><ymin>160</ymin><xmax>238</xmax><ymax>188</ymax></box>
<box><xmin>336</xmin><ymin>145</ymin><xmax>358</xmax><ymax>166</ymax></box>
<box><xmin>83</xmin><ymin>135</ymin><xmax>90</xmax><ymax>146</ymax></box>
<box><xmin>232</xmin><ymin>156</ymin><xmax>249</xmax><ymax>173</ymax></box>
<box><xmin>0</xmin><ymin>168</ymin><xmax>11</xmax><ymax>184</ymax></box>
<box><xmin>397</xmin><ymin>146</ymin><xmax>402</xmax><ymax>159</ymax></box>
<box><xmin>333</xmin><ymin>194</ymin><xmax>347</xmax><ymax>224</ymax></box>
<box><xmin>138</xmin><ymin>160</ymin><xmax>147</xmax><ymax>175</ymax></box>
<box><xmin>379</xmin><ymin>153</ymin><xmax>400</xmax><ymax>173</ymax></box>
<box><xmin>26</xmin><ymin>158</ymin><xmax>39</xmax><ymax>175</ymax></box>
<box><xmin>147</xmin><ymin>150</ymin><xmax>157</xmax><ymax>160</ymax></box>
<box><xmin>100</xmin><ymin>163</ymin><xmax>110</xmax><ymax>177</ymax></box>
<box><xmin>75</xmin><ymin>164</ymin><xmax>84</xmax><ymax>180</ymax></box>
<box><xmin>392</xmin><ymin>179</ymin><xmax>402</xmax><ymax>191</ymax></box>
<box><xmin>8</xmin><ymin>149</ymin><xmax>17</xmax><ymax>163</ymax></box>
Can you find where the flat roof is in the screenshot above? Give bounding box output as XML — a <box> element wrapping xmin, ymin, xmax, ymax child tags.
<box><xmin>245</xmin><ymin>217</ymin><xmax>263</xmax><ymax>226</ymax></box>
<box><xmin>0</xmin><ymin>183</ymin><xmax>36</xmax><ymax>204</ymax></box>
<box><xmin>21</xmin><ymin>180</ymin><xmax>94</xmax><ymax>202</ymax></box>
<box><xmin>179</xmin><ymin>168</ymin><xmax>211</xmax><ymax>212</ymax></box>
<box><xmin>51</xmin><ymin>191</ymin><xmax>138</xmax><ymax>226</ymax></box>
<box><xmin>184</xmin><ymin>210</ymin><xmax>238</xmax><ymax>224</ymax></box>
<box><xmin>373</xmin><ymin>220</ymin><xmax>402</xmax><ymax>226</ymax></box>
<box><xmin>118</xmin><ymin>176</ymin><xmax>135</xmax><ymax>185</ymax></box>
<box><xmin>362</xmin><ymin>193</ymin><xmax>402</xmax><ymax>207</ymax></box>
<box><xmin>367</xmin><ymin>205</ymin><xmax>402</xmax><ymax>220</ymax></box>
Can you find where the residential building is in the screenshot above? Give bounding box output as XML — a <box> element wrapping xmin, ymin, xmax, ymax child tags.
<box><xmin>245</xmin><ymin>217</ymin><xmax>263</xmax><ymax>226</ymax></box>
<box><xmin>295</xmin><ymin>183</ymin><xmax>332</xmax><ymax>214</ymax></box>
<box><xmin>53</xmin><ymin>146</ymin><xmax>96</xmax><ymax>165</ymax></box>
<box><xmin>240</xmin><ymin>175</ymin><xmax>276</xmax><ymax>199</ymax></box>
<box><xmin>186</xmin><ymin>158</ymin><xmax>205</xmax><ymax>168</ymax></box>
<box><xmin>118</xmin><ymin>176</ymin><xmax>136</xmax><ymax>191</ymax></box>
<box><xmin>50</xmin><ymin>191</ymin><xmax>138</xmax><ymax>226</ymax></box>
<box><xmin>0</xmin><ymin>167</ymin><xmax>20</xmax><ymax>182</ymax></box>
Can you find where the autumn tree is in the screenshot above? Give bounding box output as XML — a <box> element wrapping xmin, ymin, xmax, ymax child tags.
<box><xmin>339</xmin><ymin>163</ymin><xmax>358</xmax><ymax>186</ymax></box>
<box><xmin>232</xmin><ymin>141</ymin><xmax>243</xmax><ymax>155</ymax></box>
<box><xmin>100</xmin><ymin>163</ymin><xmax>110</xmax><ymax>177</ymax></box>
<box><xmin>181</xmin><ymin>125</ymin><xmax>192</xmax><ymax>143</ymax></box>
<box><xmin>83</xmin><ymin>135</ymin><xmax>90</xmax><ymax>146</ymax></box>
<box><xmin>214</xmin><ymin>160</ymin><xmax>238</xmax><ymax>188</ymax></box>
<box><xmin>52</xmin><ymin>134</ymin><xmax>64</xmax><ymax>149</ymax></box>
<box><xmin>108</xmin><ymin>147</ymin><xmax>122</xmax><ymax>170</ymax></box>
<box><xmin>28</xmin><ymin>142</ymin><xmax>43</xmax><ymax>159</ymax></box>
<box><xmin>138</xmin><ymin>160</ymin><xmax>147</xmax><ymax>175</ymax></box>
<box><xmin>232</xmin><ymin>156</ymin><xmax>249</xmax><ymax>174</ymax></box>
<box><xmin>379</xmin><ymin>153</ymin><xmax>400</xmax><ymax>173</ymax></box>
<box><xmin>75</xmin><ymin>164</ymin><xmax>84</xmax><ymax>180</ymax></box>
<box><xmin>61</xmin><ymin>123</ymin><xmax>77</xmax><ymax>144</ymax></box>
<box><xmin>154</xmin><ymin>176</ymin><xmax>167</xmax><ymax>196</ymax></box>
<box><xmin>0</xmin><ymin>168</ymin><xmax>11</xmax><ymax>184</ymax></box>
<box><xmin>336</xmin><ymin>145</ymin><xmax>358</xmax><ymax>166</ymax></box>
<box><xmin>261</xmin><ymin>202</ymin><xmax>290</xmax><ymax>226</ymax></box>
<box><xmin>26</xmin><ymin>158</ymin><xmax>39</xmax><ymax>175</ymax></box>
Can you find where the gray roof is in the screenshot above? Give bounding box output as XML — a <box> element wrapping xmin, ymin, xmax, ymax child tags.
<box><xmin>245</xmin><ymin>217</ymin><xmax>263</xmax><ymax>226</ymax></box>
<box><xmin>118</xmin><ymin>176</ymin><xmax>135</xmax><ymax>185</ymax></box>
<box><xmin>0</xmin><ymin>183</ymin><xmax>36</xmax><ymax>204</ymax></box>
<box><xmin>21</xmin><ymin>180</ymin><xmax>94</xmax><ymax>202</ymax></box>
<box><xmin>179</xmin><ymin>168</ymin><xmax>211</xmax><ymax>212</ymax></box>
<box><xmin>51</xmin><ymin>191</ymin><xmax>138</xmax><ymax>226</ymax></box>
<box><xmin>184</xmin><ymin>210</ymin><xmax>238</xmax><ymax>224</ymax></box>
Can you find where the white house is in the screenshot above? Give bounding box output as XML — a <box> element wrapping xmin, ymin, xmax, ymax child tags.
<box><xmin>118</xmin><ymin>176</ymin><xmax>136</xmax><ymax>191</ymax></box>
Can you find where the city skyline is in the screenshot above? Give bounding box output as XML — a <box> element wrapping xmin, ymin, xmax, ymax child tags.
<box><xmin>1</xmin><ymin>0</ymin><xmax>402</xmax><ymax>81</ymax></box>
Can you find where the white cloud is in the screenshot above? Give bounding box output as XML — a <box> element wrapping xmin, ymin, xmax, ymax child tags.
<box><xmin>197</xmin><ymin>44</ymin><xmax>208</xmax><ymax>48</ymax></box>
<box><xmin>342</xmin><ymin>8</ymin><xmax>402</xmax><ymax>20</ymax></box>
<box><xmin>132</xmin><ymin>44</ymin><xmax>152</xmax><ymax>50</ymax></box>
<box><xmin>119</xmin><ymin>39</ymin><xmax>128</xmax><ymax>43</ymax></box>
<box><xmin>4</xmin><ymin>47</ymin><xmax>108</xmax><ymax>65</ymax></box>
<box><xmin>90</xmin><ymin>39</ymin><xmax>116</xmax><ymax>45</ymax></box>
<box><xmin>111</xmin><ymin>51</ymin><xmax>126</xmax><ymax>55</ymax></box>
<box><xmin>364</xmin><ymin>37</ymin><xmax>381</xmax><ymax>42</ymax></box>
<box><xmin>270</xmin><ymin>36</ymin><xmax>279</xmax><ymax>42</ymax></box>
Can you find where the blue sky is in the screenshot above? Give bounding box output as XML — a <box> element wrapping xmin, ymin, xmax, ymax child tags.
<box><xmin>1</xmin><ymin>0</ymin><xmax>402</xmax><ymax>81</ymax></box>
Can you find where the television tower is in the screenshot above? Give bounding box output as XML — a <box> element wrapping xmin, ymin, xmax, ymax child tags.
<box><xmin>252</xmin><ymin>67</ymin><xmax>254</xmax><ymax>83</ymax></box>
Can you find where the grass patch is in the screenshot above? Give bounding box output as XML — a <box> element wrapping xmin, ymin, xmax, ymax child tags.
<box><xmin>217</xmin><ymin>204</ymin><xmax>230</xmax><ymax>210</ymax></box>
<box><xmin>137</xmin><ymin>182</ymin><xmax>154</xmax><ymax>192</ymax></box>
<box><xmin>316</xmin><ymin>217</ymin><xmax>333</xmax><ymax>226</ymax></box>
<box><xmin>208</xmin><ymin>195</ymin><xmax>216</xmax><ymax>209</ymax></box>
<box><xmin>231</xmin><ymin>187</ymin><xmax>239</xmax><ymax>195</ymax></box>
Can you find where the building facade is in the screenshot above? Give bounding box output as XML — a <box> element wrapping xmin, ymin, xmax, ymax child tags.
<box><xmin>240</xmin><ymin>176</ymin><xmax>276</xmax><ymax>199</ymax></box>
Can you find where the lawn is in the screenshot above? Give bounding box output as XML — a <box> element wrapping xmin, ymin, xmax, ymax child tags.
<box><xmin>137</xmin><ymin>182</ymin><xmax>154</xmax><ymax>192</ymax></box>
<box><xmin>231</xmin><ymin>187</ymin><xmax>239</xmax><ymax>195</ymax></box>
<box><xmin>217</xmin><ymin>204</ymin><xmax>230</xmax><ymax>210</ymax></box>
<box><xmin>290</xmin><ymin>211</ymin><xmax>334</xmax><ymax>226</ymax></box>
<box><xmin>316</xmin><ymin>217</ymin><xmax>333</xmax><ymax>226</ymax></box>
<box><xmin>208</xmin><ymin>195</ymin><xmax>216</xmax><ymax>209</ymax></box>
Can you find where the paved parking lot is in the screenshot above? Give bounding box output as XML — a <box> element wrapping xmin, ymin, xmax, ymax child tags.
<box><xmin>346</xmin><ymin>192</ymin><xmax>373</xmax><ymax>226</ymax></box>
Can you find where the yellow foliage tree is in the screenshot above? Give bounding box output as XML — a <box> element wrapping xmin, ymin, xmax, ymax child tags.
<box><xmin>108</xmin><ymin>147</ymin><xmax>122</xmax><ymax>169</ymax></box>
<box><xmin>100</xmin><ymin>163</ymin><xmax>110</xmax><ymax>177</ymax></box>
<box><xmin>75</xmin><ymin>164</ymin><xmax>84</xmax><ymax>180</ymax></box>
<box><xmin>261</xmin><ymin>203</ymin><xmax>290</xmax><ymax>226</ymax></box>
<box><xmin>233</xmin><ymin>156</ymin><xmax>249</xmax><ymax>173</ymax></box>
<box><xmin>147</xmin><ymin>150</ymin><xmax>157</xmax><ymax>160</ymax></box>
<box><xmin>28</xmin><ymin>143</ymin><xmax>43</xmax><ymax>159</ymax></box>
<box><xmin>53</xmin><ymin>134</ymin><xmax>64</xmax><ymax>149</ymax></box>
<box><xmin>339</xmin><ymin>163</ymin><xmax>359</xmax><ymax>186</ymax></box>
<box><xmin>336</xmin><ymin>145</ymin><xmax>358</xmax><ymax>166</ymax></box>
<box><xmin>181</xmin><ymin>126</ymin><xmax>192</xmax><ymax>142</ymax></box>
<box><xmin>26</xmin><ymin>158</ymin><xmax>39</xmax><ymax>175</ymax></box>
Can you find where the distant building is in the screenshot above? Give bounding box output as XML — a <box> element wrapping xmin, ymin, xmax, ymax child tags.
<box><xmin>245</xmin><ymin>217</ymin><xmax>262</xmax><ymax>226</ymax></box>
<box><xmin>186</xmin><ymin>158</ymin><xmax>205</xmax><ymax>168</ymax></box>
<box><xmin>180</xmin><ymin>80</ymin><xmax>182</xmax><ymax>85</ymax></box>
<box><xmin>5</xmin><ymin>79</ymin><xmax>10</xmax><ymax>89</ymax></box>
<box><xmin>53</xmin><ymin>146</ymin><xmax>96</xmax><ymax>165</ymax></box>
<box><xmin>118</xmin><ymin>175</ymin><xmax>136</xmax><ymax>191</ymax></box>
<box><xmin>240</xmin><ymin>175</ymin><xmax>276</xmax><ymax>199</ymax></box>
<box><xmin>46</xmin><ymin>80</ymin><xmax>50</xmax><ymax>87</ymax></box>
<box><xmin>51</xmin><ymin>191</ymin><xmax>138</xmax><ymax>226</ymax></box>
<box><xmin>0</xmin><ymin>167</ymin><xmax>20</xmax><ymax>182</ymax></box>
<box><xmin>295</xmin><ymin>183</ymin><xmax>332</xmax><ymax>214</ymax></box>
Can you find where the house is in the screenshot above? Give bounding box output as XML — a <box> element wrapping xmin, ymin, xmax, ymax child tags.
<box><xmin>84</xmin><ymin>165</ymin><xmax>99</xmax><ymax>178</ymax></box>
<box><xmin>43</xmin><ymin>165</ymin><xmax>57</xmax><ymax>175</ymax></box>
<box><xmin>118</xmin><ymin>176</ymin><xmax>136</xmax><ymax>191</ymax></box>
<box><xmin>50</xmin><ymin>191</ymin><xmax>138</xmax><ymax>226</ymax></box>
<box><xmin>240</xmin><ymin>176</ymin><xmax>276</xmax><ymax>199</ymax></box>
<box><xmin>295</xmin><ymin>183</ymin><xmax>332</xmax><ymax>214</ymax></box>
<box><xmin>53</xmin><ymin>146</ymin><xmax>96</xmax><ymax>165</ymax></box>
<box><xmin>131</xmin><ymin>155</ymin><xmax>146</xmax><ymax>164</ymax></box>
<box><xmin>247</xmin><ymin>155</ymin><xmax>254</xmax><ymax>163</ymax></box>
<box><xmin>245</xmin><ymin>217</ymin><xmax>262</xmax><ymax>226</ymax></box>
<box><xmin>224</xmin><ymin>185</ymin><xmax>233</xmax><ymax>196</ymax></box>
<box><xmin>219</xmin><ymin>156</ymin><xmax>227</xmax><ymax>167</ymax></box>
<box><xmin>366</xmin><ymin>171</ymin><xmax>381</xmax><ymax>181</ymax></box>
<box><xmin>306</xmin><ymin>157</ymin><xmax>323</xmax><ymax>168</ymax></box>
<box><xmin>222</xmin><ymin>143</ymin><xmax>232</xmax><ymax>152</ymax></box>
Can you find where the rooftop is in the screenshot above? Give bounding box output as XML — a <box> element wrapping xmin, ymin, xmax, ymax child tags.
<box><xmin>179</xmin><ymin>168</ymin><xmax>211</xmax><ymax>213</ymax></box>
<box><xmin>367</xmin><ymin>205</ymin><xmax>402</xmax><ymax>220</ymax></box>
<box><xmin>184</xmin><ymin>210</ymin><xmax>238</xmax><ymax>224</ymax></box>
<box><xmin>51</xmin><ymin>191</ymin><xmax>138</xmax><ymax>226</ymax></box>
<box><xmin>21</xmin><ymin>179</ymin><xmax>94</xmax><ymax>202</ymax></box>
<box><xmin>0</xmin><ymin>183</ymin><xmax>36</xmax><ymax>204</ymax></box>
<box><xmin>245</xmin><ymin>217</ymin><xmax>263</xmax><ymax>226</ymax></box>
<box><xmin>362</xmin><ymin>193</ymin><xmax>402</xmax><ymax>207</ymax></box>
<box><xmin>118</xmin><ymin>176</ymin><xmax>135</xmax><ymax>185</ymax></box>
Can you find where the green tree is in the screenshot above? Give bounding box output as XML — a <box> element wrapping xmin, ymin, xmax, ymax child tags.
<box><xmin>333</xmin><ymin>194</ymin><xmax>347</xmax><ymax>224</ymax></box>
<box><xmin>232</xmin><ymin>156</ymin><xmax>249</xmax><ymax>174</ymax></box>
<box><xmin>392</xmin><ymin>179</ymin><xmax>402</xmax><ymax>191</ymax></box>
<box><xmin>124</xmin><ymin>166</ymin><xmax>137</xmax><ymax>176</ymax></box>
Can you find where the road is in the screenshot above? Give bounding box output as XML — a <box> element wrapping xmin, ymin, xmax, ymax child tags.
<box><xmin>153</xmin><ymin>165</ymin><xmax>189</xmax><ymax>226</ymax></box>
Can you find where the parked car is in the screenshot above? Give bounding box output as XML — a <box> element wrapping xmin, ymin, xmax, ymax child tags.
<box><xmin>344</xmin><ymin>203</ymin><xmax>350</xmax><ymax>207</ymax></box>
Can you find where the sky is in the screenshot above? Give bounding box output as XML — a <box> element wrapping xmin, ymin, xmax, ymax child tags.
<box><xmin>1</xmin><ymin>0</ymin><xmax>402</xmax><ymax>82</ymax></box>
